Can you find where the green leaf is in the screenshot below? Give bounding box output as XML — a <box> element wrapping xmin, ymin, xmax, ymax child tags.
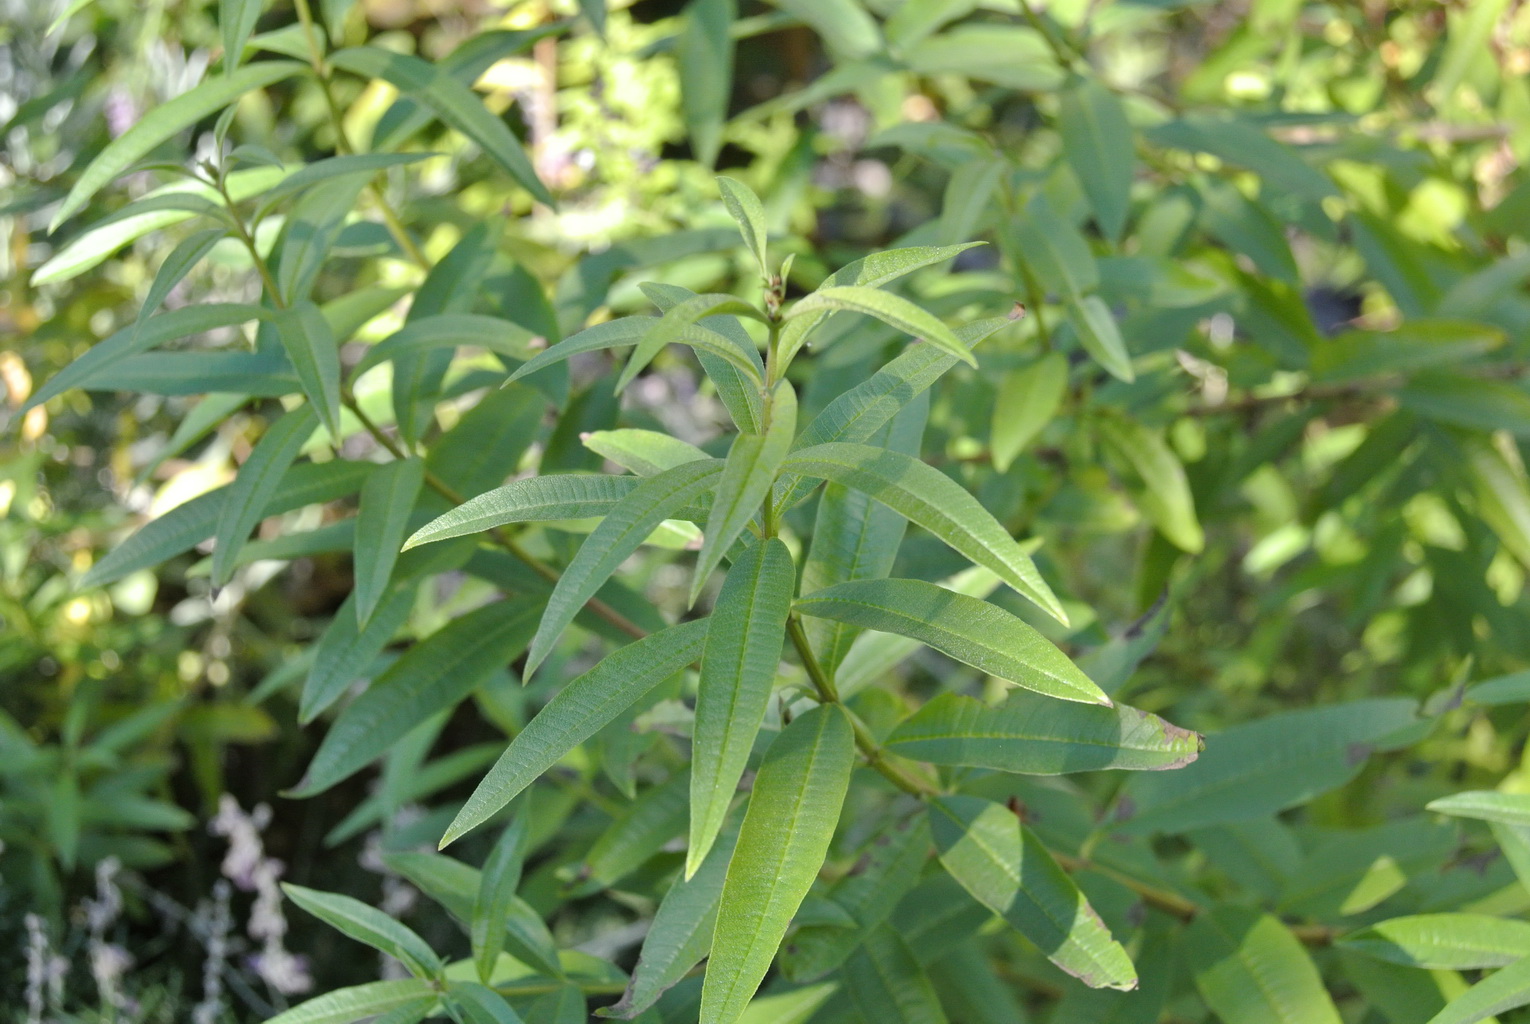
<box><xmin>354</xmin><ymin>314</ymin><xmax>541</xmax><ymax>376</ymax></box>
<box><xmin>354</xmin><ymin>458</ymin><xmax>425</xmax><ymax>628</ymax></box>
<box><xmin>271</xmin><ymin>301</ymin><xmax>344</xmax><ymax>442</ymax></box>
<box><xmin>797</xmin><ymin>579</ymin><xmax>1105</xmax><ymax>704</ymax></box>
<box><xmin>134</xmin><ymin>228</ymin><xmax>226</xmax><ymax>330</ymax></box>
<box><xmin>582</xmin><ymin>430</ymin><xmax>710</xmax><ymax>476</ymax></box>
<box><xmin>1059</xmin><ymin>77</ymin><xmax>1133</xmax><ymax>242</ymax></box>
<box><xmin>888</xmin><ymin>691</ymin><xmax>1200</xmax><ymax>772</ymax></box>
<box><xmin>769</xmin><ymin>0</ymin><xmax>880</xmax><ymax>56</ymax></box>
<box><xmin>783</xmin><ymin>442</ymin><xmax>1066</xmax><ymax>623</ymax></box>
<box><xmin>717</xmin><ymin>176</ymin><xmax>769</xmax><ymax>274</ymax></box>
<box><xmin>303</xmin><ymin>584</ymin><xmax>412</xmax><ymax>723</ymax></box>
<box><xmin>274</xmin><ymin>172</ymin><xmax>372</xmax><ymax>305</ymax></box>
<box><xmin>264</xmin><ymin>981</ymin><xmax>437</xmax><ymax>1024</ymax></box>
<box><xmin>406</xmin><ymin>474</ymin><xmax>649</xmax><ymax>549</ymax></box>
<box><xmin>281</xmin><ymin>883</ymin><xmax>442</xmax><ymax>978</ymax></box>
<box><xmin>787</xmin><ymin>286</ymin><xmax>975</xmax><ymax>367</ymax></box>
<box><xmin>929</xmin><ymin>795</ymin><xmax>1136</xmax><ymax>990</ymax></box>
<box><xmin>691</xmin><ymin>382</ymin><xmax>796</xmax><ymax>605</ymax></box>
<box><xmin>473</xmin><ymin>818</ymin><xmax>530</xmax><ymax>982</ymax></box>
<box><xmin>252</xmin><ymin>152</ymin><xmax>431</xmax><ymax>219</ymax></box>
<box><xmin>1185</xmin><ymin>907</ymin><xmax>1342</xmax><ymax>1024</ymax></box>
<box><xmin>642</xmin><ymin>282</ymin><xmax>767</xmax><ymax>434</ymax></box>
<box><xmin>904</xmin><ymin>26</ymin><xmax>1062</xmax><ymax>90</ymax></box>
<box><xmin>523</xmin><ymin>459</ymin><xmax>724</xmax><ymax>679</ymax></box>
<box><xmin>211</xmin><ymin>405</ymin><xmax>318</xmax><ymax>588</ymax></box>
<box><xmin>843</xmin><ymin>925</ymin><xmax>949</xmax><ymax>1024</ymax></box>
<box><xmin>1312</xmin><ymin>320</ymin><xmax>1504</xmax><ymax>385</ymax></box>
<box><xmin>49</xmin><ymin>62</ymin><xmax>304</xmax><ymax>230</ymax></box>
<box><xmin>1116</xmin><ymin>698</ymin><xmax>1420</xmax><ymax>835</ymax></box>
<box><xmin>426</xmin><ymin>384</ymin><xmax>546</xmax><ymax>498</ymax></box>
<box><xmin>25</xmin><ymin>302</ymin><xmax>268</xmax><ymax>413</ymax></box>
<box><xmin>1427</xmin><ymin>791</ymin><xmax>1530</xmax><ymax>827</ymax></box>
<box><xmin>442</xmin><ymin>618</ymin><xmax>710</xmax><ymax>846</ymax></box>
<box><xmin>1147</xmin><ymin>114</ymin><xmax>1338</xmax><ymax>203</ymax></box>
<box><xmin>701</xmin><ymin>704</ymin><xmax>855</xmax><ymax>1024</ymax></box>
<box><xmin>1340</xmin><ymin>914</ymin><xmax>1530</xmax><ymax>970</ymax></box>
<box><xmin>1012</xmin><ymin>193</ymin><xmax>1098</xmax><ymax>299</ymax></box>
<box><xmin>689</xmin><ymin>537</ymin><xmax>794</xmax><ymax>876</ymax></box>
<box><xmin>616</xmin><ymin>294</ymin><xmax>768</xmax><ymax>395</ymax></box>
<box><xmin>1067</xmin><ymin>295</ymin><xmax>1134</xmax><ymax>384</ymax></box>
<box><xmin>1424</xmin><ymin>955</ymin><xmax>1530</xmax><ymax>1024</ymax></box>
<box><xmin>581</xmin><ymin>771</ymin><xmax>693</xmax><ymax>891</ymax></box>
<box><xmin>990</xmin><ymin>352</ymin><xmax>1068</xmax><ymax>472</ymax></box>
<box><xmin>505</xmin><ymin>316</ymin><xmax>655</xmax><ymax>385</ymax></box>
<box><xmin>678</xmin><ymin>0</ymin><xmax>736</xmax><ymax>167</ymax></box>
<box><xmin>1462</xmin><ymin>436</ymin><xmax>1530</xmax><ymax>570</ymax></box>
<box><xmin>291</xmin><ymin>601</ymin><xmax>539</xmax><ymax>796</ymax></box>
<box><xmin>220</xmin><ymin>0</ymin><xmax>264</xmax><ymax>72</ymax></box>
<box><xmin>448</xmin><ymin>981</ymin><xmax>528</xmax><ymax>1024</ymax></box>
<box><xmin>328</xmin><ymin>47</ymin><xmax>552</xmax><ymax>206</ymax></box>
<box><xmin>105</xmin><ymin>350</ymin><xmax>297</xmax><ymax>396</ymax></box>
<box><xmin>1097</xmin><ymin>414</ymin><xmax>1203</xmax><ymax>553</ymax></box>
<box><xmin>603</xmin><ymin>823</ymin><xmax>739</xmax><ymax>1018</ymax></box>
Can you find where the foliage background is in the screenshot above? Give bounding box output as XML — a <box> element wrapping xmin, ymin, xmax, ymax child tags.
<box><xmin>7</xmin><ymin>0</ymin><xmax>1530</xmax><ymax>1021</ymax></box>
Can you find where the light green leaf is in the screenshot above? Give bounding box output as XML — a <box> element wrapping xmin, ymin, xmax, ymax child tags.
<box><xmin>1059</xmin><ymin>77</ymin><xmax>1133</xmax><ymax>242</ymax></box>
<box><xmin>1013</xmin><ymin>193</ymin><xmax>1098</xmax><ymax>299</ymax></box>
<box><xmin>271</xmin><ymin>301</ymin><xmax>344</xmax><ymax>442</ymax></box>
<box><xmin>1117</xmin><ymin>699</ymin><xmax>1420</xmax><ymax>835</ymax></box>
<box><xmin>273</xmin><ymin>172</ymin><xmax>372</xmax><ymax>305</ymax></box>
<box><xmin>691</xmin><ymin>381</ymin><xmax>796</xmax><ymax>606</ymax></box>
<box><xmin>281</xmin><ymin>883</ymin><xmax>442</xmax><ymax>978</ymax></box>
<box><xmin>354</xmin><ymin>315</ymin><xmax>541</xmax><ymax>376</ymax></box>
<box><xmin>844</xmin><ymin>925</ymin><xmax>949</xmax><ymax>1024</ymax></box>
<box><xmin>616</xmin><ymin>294</ymin><xmax>768</xmax><ymax>395</ymax></box>
<box><xmin>1147</xmin><ymin>114</ymin><xmax>1338</xmax><ymax>203</ymax></box>
<box><xmin>582</xmin><ymin>429</ymin><xmax>710</xmax><ymax>476</ymax></box>
<box><xmin>689</xmin><ymin>538</ymin><xmax>794</xmax><ymax>876</ymax></box>
<box><xmin>354</xmin><ymin>458</ymin><xmax>425</xmax><ymax>628</ymax></box>
<box><xmin>290</xmin><ymin>601</ymin><xmax>539</xmax><ymax>797</ymax></box>
<box><xmin>903</xmin><ymin>26</ymin><xmax>1062</xmax><ymax>90</ymax></box>
<box><xmin>406</xmin><ymin>475</ymin><xmax>654</xmax><ymax>550</ymax></box>
<box><xmin>252</xmin><ymin>152</ymin><xmax>431</xmax><ymax>219</ymax></box>
<box><xmin>328</xmin><ymin>47</ymin><xmax>552</xmax><ymax>205</ymax></box>
<box><xmin>523</xmin><ymin>459</ymin><xmax>724</xmax><ymax>679</ymax></box>
<box><xmin>134</xmin><ymin>228</ymin><xmax>226</xmax><ymax>331</ymax></box>
<box><xmin>442</xmin><ymin>618</ymin><xmax>710</xmax><ymax>847</ymax></box>
<box><xmin>769</xmin><ymin>0</ymin><xmax>880</xmax><ymax>56</ymax></box>
<box><xmin>990</xmin><ymin>352</ymin><xmax>1068</xmax><ymax>472</ymax></box>
<box><xmin>929</xmin><ymin>795</ymin><xmax>1136</xmax><ymax>990</ymax></box>
<box><xmin>1341</xmin><ymin>914</ymin><xmax>1530</xmax><ymax>970</ymax></box>
<box><xmin>797</xmin><ymin>579</ymin><xmax>1105</xmax><ymax>704</ymax></box>
<box><xmin>264</xmin><ymin>981</ymin><xmax>437</xmax><ymax>1024</ymax></box>
<box><xmin>678</xmin><ymin>0</ymin><xmax>736</xmax><ymax>167</ymax></box>
<box><xmin>1097</xmin><ymin>414</ymin><xmax>1202</xmax><ymax>553</ymax></box>
<box><xmin>642</xmin><ymin>282</ymin><xmax>767</xmax><ymax>434</ymax></box>
<box><xmin>1186</xmin><ymin>907</ymin><xmax>1342</xmax><ymax>1024</ymax></box>
<box><xmin>888</xmin><ymin>691</ymin><xmax>1201</xmax><ymax>771</ymax></box>
<box><xmin>1067</xmin><ymin>295</ymin><xmax>1134</xmax><ymax>383</ymax></box>
<box><xmin>717</xmin><ymin>176</ymin><xmax>768</xmax><ymax>274</ymax></box>
<box><xmin>49</xmin><ymin>62</ymin><xmax>304</xmax><ymax>230</ymax></box>
<box><xmin>1427</xmin><ymin>791</ymin><xmax>1530</xmax><ymax>827</ymax></box>
<box><xmin>701</xmin><ymin>704</ymin><xmax>855</xmax><ymax>1024</ymax></box>
<box><xmin>448</xmin><ymin>981</ymin><xmax>528</xmax><ymax>1024</ymax></box>
<box><xmin>1462</xmin><ymin>436</ymin><xmax>1530</xmax><ymax>571</ymax></box>
<box><xmin>220</xmin><ymin>0</ymin><xmax>264</xmax><ymax>72</ymax></box>
<box><xmin>782</xmin><ymin>442</ymin><xmax>1066</xmax><ymax>623</ymax></box>
<box><xmin>505</xmin><ymin>316</ymin><xmax>655</xmax><ymax>384</ymax></box>
<box><xmin>211</xmin><ymin>406</ymin><xmax>318</xmax><ymax>588</ymax></box>
<box><xmin>1424</xmin><ymin>955</ymin><xmax>1530</xmax><ymax>1024</ymax></box>
<box><xmin>787</xmin><ymin>286</ymin><xmax>975</xmax><ymax>367</ymax></box>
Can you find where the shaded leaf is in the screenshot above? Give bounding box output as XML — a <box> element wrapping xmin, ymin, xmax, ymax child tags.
<box><xmin>211</xmin><ymin>406</ymin><xmax>318</xmax><ymax>588</ymax></box>
<box><xmin>353</xmin><ymin>457</ymin><xmax>426</xmax><ymax>628</ymax></box>
<box><xmin>282</xmin><ymin>883</ymin><xmax>442</xmax><ymax>978</ymax></box>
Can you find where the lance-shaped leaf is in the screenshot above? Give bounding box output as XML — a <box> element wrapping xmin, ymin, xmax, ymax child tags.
<box><xmin>691</xmin><ymin>383</ymin><xmax>795</xmax><ymax>606</ymax></box>
<box><xmin>354</xmin><ymin>314</ymin><xmax>542</xmax><ymax>376</ymax></box>
<box><xmin>642</xmin><ymin>281</ymin><xmax>766</xmax><ymax>434</ymax></box>
<box><xmin>678</xmin><ymin>0</ymin><xmax>735</xmax><ymax>166</ymax></box>
<box><xmin>615</xmin><ymin>293</ymin><xmax>768</xmax><ymax>395</ymax></box>
<box><xmin>1427</xmin><ymin>791</ymin><xmax>1530</xmax><ymax>827</ymax></box>
<box><xmin>991</xmin><ymin>352</ymin><xmax>1068</xmax><ymax>472</ymax></box>
<box><xmin>582</xmin><ymin>429</ymin><xmax>710</xmax><ymax>476</ymax></box>
<box><xmin>783</xmin><ymin>442</ymin><xmax>1065</xmax><ymax>623</ymax></box>
<box><xmin>407</xmin><ymin>474</ymin><xmax>652</xmax><ymax>549</ymax></box>
<box><xmin>1424</xmin><ymin>955</ymin><xmax>1530</xmax><ymax>1024</ymax></box>
<box><xmin>579</xmin><ymin>772</ymin><xmax>693</xmax><ymax>892</ymax></box>
<box><xmin>776</xmin><ymin>243</ymin><xmax>983</xmax><ymax>363</ymax></box>
<box><xmin>688</xmin><ymin>538</ymin><xmax>794</xmax><ymax>876</ymax></box>
<box><xmin>353</xmin><ymin>457</ymin><xmax>425</xmax><ymax>628</ymax></box>
<box><xmin>133</xmin><ymin>228</ymin><xmax>226</xmax><ymax>331</ymax></box>
<box><xmin>844</xmin><ymin>925</ymin><xmax>948</xmax><ymax>1024</ymax></box>
<box><xmin>1185</xmin><ymin>906</ymin><xmax>1341</xmax><ymax>1024</ymax></box>
<box><xmin>211</xmin><ymin>405</ymin><xmax>318</xmax><ymax>588</ymax></box>
<box><xmin>701</xmin><ymin>704</ymin><xmax>855</xmax><ymax>1024</ymax></box>
<box><xmin>1058</xmin><ymin>77</ymin><xmax>1133</xmax><ymax>243</ymax></box>
<box><xmin>505</xmin><ymin>316</ymin><xmax>655</xmax><ymax>385</ymax></box>
<box><xmin>1097</xmin><ymin>414</ymin><xmax>1203</xmax><ymax>553</ymax></box>
<box><xmin>797</xmin><ymin>578</ymin><xmax>1097</xmax><ymax>703</ymax></box>
<box><xmin>523</xmin><ymin>459</ymin><xmax>724</xmax><ymax>679</ymax></box>
<box><xmin>303</xmin><ymin>576</ymin><xmax>419</xmax><ymax>722</ymax></box>
<box><xmin>328</xmin><ymin>47</ymin><xmax>551</xmax><ymax>205</ymax></box>
<box><xmin>787</xmin><ymin>286</ymin><xmax>975</xmax><ymax>366</ymax></box>
<box><xmin>442</xmin><ymin>618</ymin><xmax>709</xmax><ymax>847</ymax></box>
<box><xmin>472</xmin><ymin>816</ymin><xmax>530</xmax><ymax>982</ymax></box>
<box><xmin>219</xmin><ymin>0</ymin><xmax>263</xmax><ymax>72</ymax></box>
<box><xmin>252</xmin><ymin>153</ymin><xmax>433</xmax><ymax>219</ymax></box>
<box><xmin>717</xmin><ymin>176</ymin><xmax>769</xmax><ymax>274</ymax></box>
<box><xmin>272</xmin><ymin>301</ymin><xmax>344</xmax><ymax>442</ymax></box>
<box><xmin>264</xmin><ymin>980</ymin><xmax>438</xmax><ymax>1024</ymax></box>
<box><xmin>1462</xmin><ymin>437</ymin><xmax>1530</xmax><ymax>571</ymax></box>
<box><xmin>282</xmin><ymin>883</ymin><xmax>442</xmax><ymax>978</ymax></box>
<box><xmin>604</xmin><ymin>822</ymin><xmax>739</xmax><ymax>1019</ymax></box>
<box><xmin>1340</xmin><ymin>914</ymin><xmax>1530</xmax><ymax>970</ymax></box>
<box><xmin>1067</xmin><ymin>294</ymin><xmax>1134</xmax><ymax>383</ymax></box>
<box><xmin>291</xmin><ymin>601</ymin><xmax>539</xmax><ymax>797</ymax></box>
<box><xmin>889</xmin><ymin>691</ymin><xmax>1200</xmax><ymax>772</ymax></box>
<box><xmin>49</xmin><ymin>61</ymin><xmax>304</xmax><ymax>230</ymax></box>
<box><xmin>448</xmin><ymin>982</ymin><xmax>528</xmax><ymax>1024</ymax></box>
<box><xmin>930</xmin><ymin>796</ymin><xmax>1136</xmax><ymax>990</ymax></box>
